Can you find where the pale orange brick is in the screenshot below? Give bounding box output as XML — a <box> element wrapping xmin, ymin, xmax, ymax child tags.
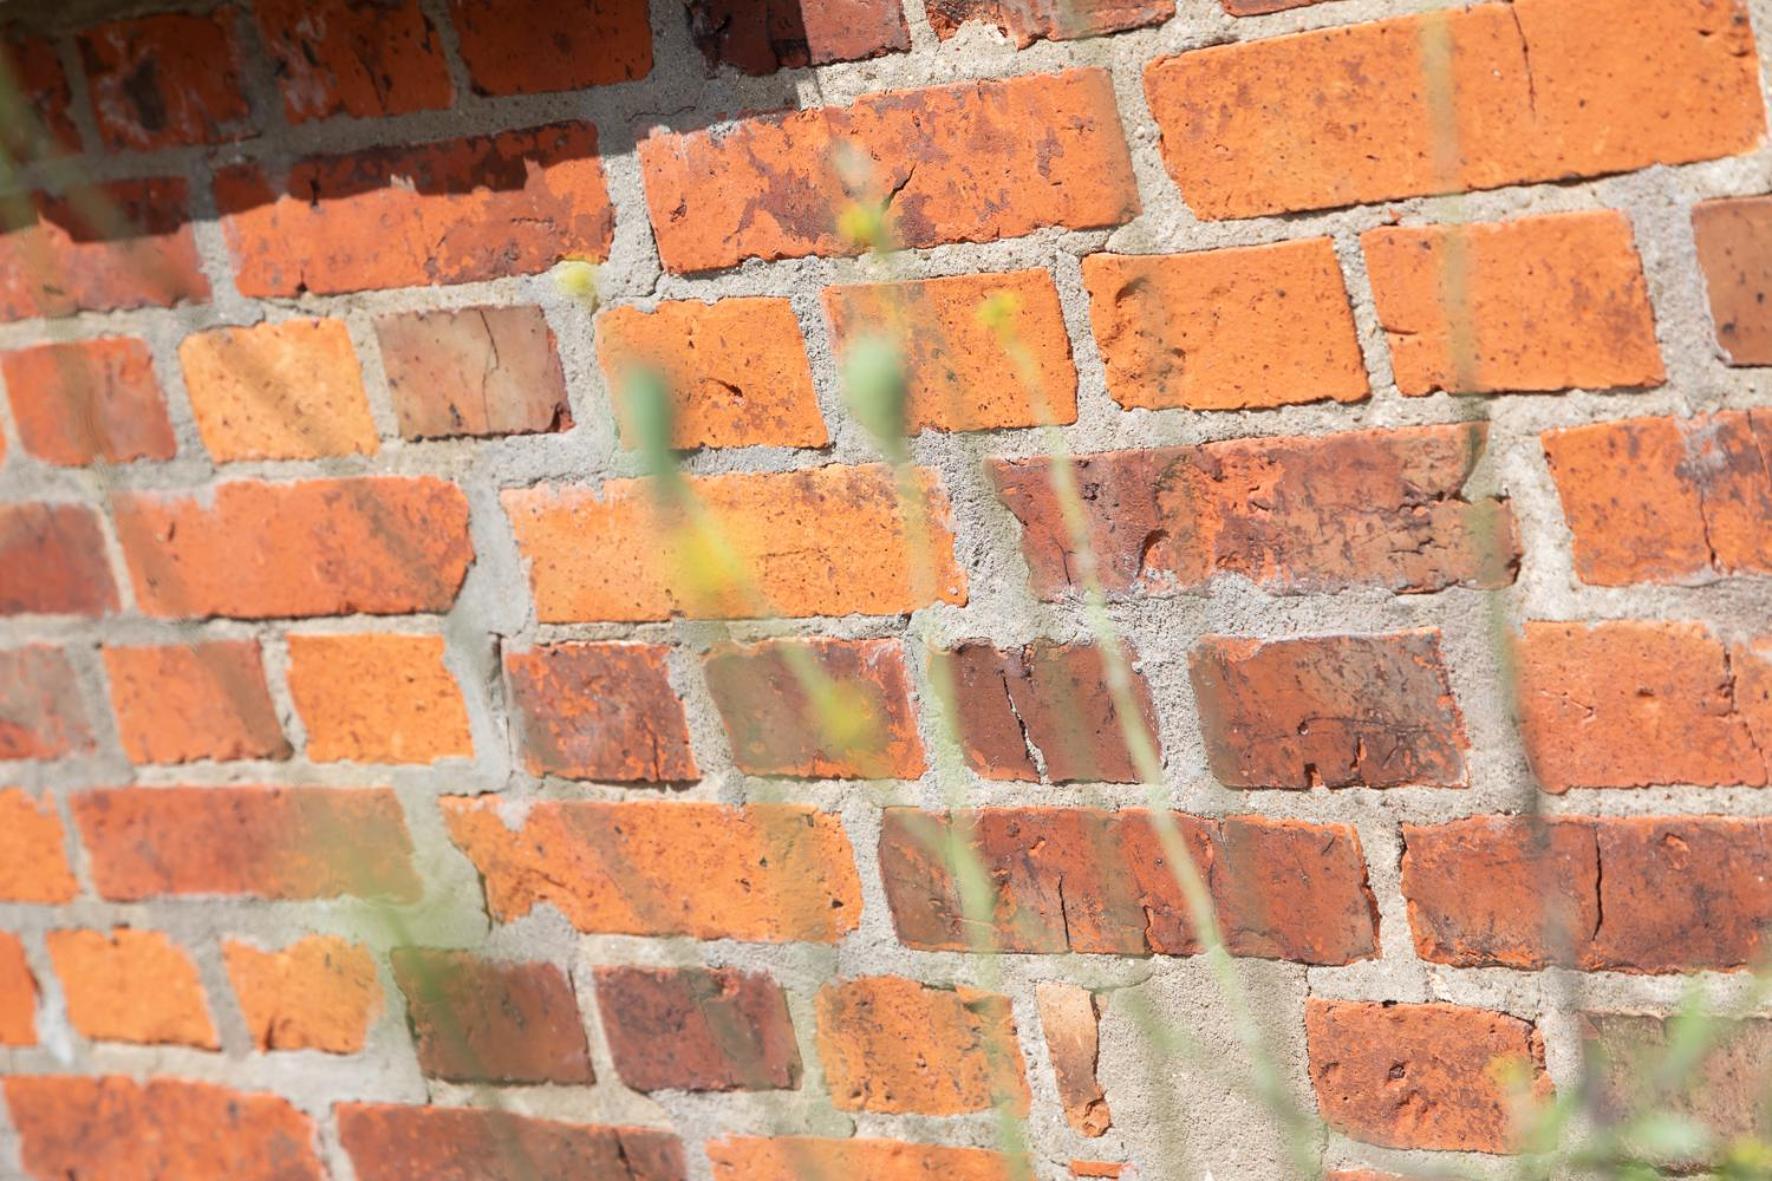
<box><xmin>103</xmin><ymin>641</ymin><xmax>289</xmax><ymax>765</ymax></box>
<box><xmin>0</xmin><ymin>789</ymin><xmax>76</xmax><ymax>903</ymax></box>
<box><xmin>1083</xmin><ymin>239</ymin><xmax>1367</xmax><ymax>410</ymax></box>
<box><xmin>48</xmin><ymin>928</ymin><xmax>217</xmax><ymax>1049</ymax></box>
<box><xmin>0</xmin><ymin>932</ymin><xmax>36</xmax><ymax>1046</ymax></box>
<box><xmin>1</xmin><ymin>337</ymin><xmax>176</xmax><ymax>466</ymax></box>
<box><xmin>179</xmin><ymin>319</ymin><xmax>377</xmax><ymax>461</ymax></box>
<box><xmin>287</xmin><ymin>634</ymin><xmax>472</xmax><ymax>764</ymax></box>
<box><xmin>224</xmin><ymin>935</ymin><xmax>381</xmax><ymax>1054</ymax></box>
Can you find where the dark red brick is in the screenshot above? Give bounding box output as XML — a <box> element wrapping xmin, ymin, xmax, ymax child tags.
<box><xmin>597</xmin><ymin>966</ymin><xmax>800</xmax><ymax>1092</ymax></box>
<box><xmin>449</xmin><ymin>0</ymin><xmax>651</xmax><ymax>95</ymax></box>
<box><xmin>2</xmin><ymin>35</ymin><xmax>79</xmax><ymax>159</ymax></box>
<box><xmin>80</xmin><ymin>12</ymin><xmax>251</xmax><ymax>150</ymax></box>
<box><xmin>505</xmin><ymin>643</ymin><xmax>697</xmax><ymax>783</ymax></box>
<box><xmin>393</xmin><ymin>950</ymin><xmax>593</xmax><ymax>1085</ymax></box>
<box><xmin>0</xmin><ymin>646</ymin><xmax>93</xmax><ymax>761</ymax></box>
<box><xmin>687</xmin><ymin>0</ymin><xmax>908</xmax><ymax>74</ymax></box>
<box><xmin>0</xmin><ymin>503</ymin><xmax>117</xmax><ymax>617</ymax></box>
<box><xmin>338</xmin><ymin>1104</ymin><xmax>686</xmax><ymax>1181</ymax></box>
<box><xmin>255</xmin><ymin>0</ymin><xmax>452</xmax><ymax>123</ymax></box>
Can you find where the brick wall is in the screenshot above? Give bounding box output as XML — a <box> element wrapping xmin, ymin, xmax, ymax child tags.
<box><xmin>1</xmin><ymin>0</ymin><xmax>1771</xmax><ymax>1178</ymax></box>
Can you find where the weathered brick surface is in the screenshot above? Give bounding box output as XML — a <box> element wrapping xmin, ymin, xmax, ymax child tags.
<box><xmin>4</xmin><ymin>1077</ymin><xmax>324</xmax><ymax>1181</ymax></box>
<box><xmin>393</xmin><ymin>950</ymin><xmax>593</xmax><ymax>1084</ymax></box>
<box><xmin>1694</xmin><ymin>195</ymin><xmax>1772</xmax><ymax>364</ymax></box>
<box><xmin>443</xmin><ymin>798</ymin><xmax>861</xmax><ymax>942</ymax></box>
<box><xmin>0</xmin><ymin>789</ymin><xmax>77</xmax><ymax>902</ymax></box>
<box><xmin>179</xmin><ymin>318</ymin><xmax>376</xmax><ymax>461</ymax></box>
<box><xmin>504</xmin><ymin>465</ymin><xmax>965</xmax><ymax>621</ymax></box>
<box><xmin>686</xmin><ymin>0</ymin><xmax>909</xmax><ymax>74</ymax></box>
<box><xmin>928</xmin><ymin>0</ymin><xmax>1174</xmax><ymax>45</ymax></box>
<box><xmin>1580</xmin><ymin>1013</ymin><xmax>1772</xmax><ymax>1145</ymax></box>
<box><xmin>112</xmin><ymin>477</ymin><xmax>473</xmax><ymax>619</ymax></box>
<box><xmin>1543</xmin><ymin>410</ymin><xmax>1772</xmax><ymax>585</ymax></box>
<box><xmin>640</xmin><ymin>70</ymin><xmax>1137</xmax><ymax>272</ymax></box>
<box><xmin>0</xmin><ymin>932</ymin><xmax>36</xmax><ymax>1046</ymax></box>
<box><xmin>0</xmin><ymin>503</ymin><xmax>117</xmax><ymax>617</ymax></box>
<box><xmin>2</xmin><ymin>337</ymin><xmax>176</xmax><ymax>465</ymax></box>
<box><xmin>597</xmin><ymin>965</ymin><xmax>801</xmax><ymax>1092</ymax></box>
<box><xmin>47</xmin><ymin>927</ymin><xmax>217</xmax><ymax>1048</ymax></box>
<box><xmin>597</xmin><ymin>298</ymin><xmax>826</xmax><ymax>449</ymax></box>
<box><xmin>703</xmin><ymin>637</ymin><xmax>923</xmax><ymax>779</ymax></box>
<box><xmin>505</xmin><ymin>642</ymin><xmax>697</xmax><ymax>783</ymax></box>
<box><xmin>993</xmin><ymin>424</ymin><xmax>1517</xmax><ymax>599</ymax></box>
<box><xmin>449</xmin><ymin>0</ymin><xmax>652</xmax><ymax>95</ymax></box>
<box><xmin>1364</xmin><ymin>211</ymin><xmax>1664</xmax><ymax>395</ymax></box>
<box><xmin>376</xmin><ymin>306</ymin><xmax>570</xmax><ymax>440</ymax></box>
<box><xmin>708</xmin><ymin>1137</ymin><xmax>1014</xmax><ymax>1181</ymax></box>
<box><xmin>339</xmin><ymin>1104</ymin><xmax>686</xmax><ymax>1181</ymax></box>
<box><xmin>80</xmin><ymin>12</ymin><xmax>251</xmax><ymax>150</ymax></box>
<box><xmin>940</xmin><ymin>641</ymin><xmax>1158</xmax><ymax>783</ymax></box>
<box><xmin>255</xmin><ymin>0</ymin><xmax>453</xmax><ymax>123</ymax></box>
<box><xmin>287</xmin><ymin>633</ymin><xmax>473</xmax><ymax>765</ymax></box>
<box><xmin>1189</xmin><ymin>631</ymin><xmax>1467</xmax><ymax>789</ymax></box>
<box><xmin>0</xmin><ymin>645</ymin><xmax>93</xmax><ymax>761</ymax></box>
<box><xmin>75</xmin><ymin>786</ymin><xmax>420</xmax><ymax>902</ymax></box>
<box><xmin>103</xmin><ymin>641</ymin><xmax>290</xmax><ymax>764</ymax></box>
<box><xmin>1037</xmin><ymin>981</ymin><xmax>1111</xmax><ymax>1137</ymax></box>
<box><xmin>1305</xmin><ymin>1000</ymin><xmax>1552</xmax><ymax>1153</ymax></box>
<box><xmin>1083</xmin><ymin>239</ymin><xmax>1367</xmax><ymax>410</ymax></box>
<box><xmin>2</xmin><ymin>36</ymin><xmax>79</xmax><ymax>160</ymax></box>
<box><xmin>879</xmin><ymin>808</ymin><xmax>1376</xmax><ymax>963</ymax></box>
<box><xmin>1146</xmin><ymin>0</ymin><xmax>1764</xmax><ymax>219</ymax></box>
<box><xmin>224</xmin><ymin>935</ymin><xmax>381</xmax><ymax>1054</ymax></box>
<box><xmin>218</xmin><ymin>124</ymin><xmax>614</xmax><ymax>296</ymax></box>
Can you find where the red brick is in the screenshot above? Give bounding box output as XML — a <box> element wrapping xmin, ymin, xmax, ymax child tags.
<box><xmin>47</xmin><ymin>927</ymin><xmax>217</xmax><ymax>1049</ymax></box>
<box><xmin>940</xmin><ymin>641</ymin><xmax>1159</xmax><ymax>784</ymax></box>
<box><xmin>393</xmin><ymin>950</ymin><xmax>592</xmax><ymax>1084</ymax></box>
<box><xmin>709</xmin><ymin>1137</ymin><xmax>1014</xmax><ymax>1181</ymax></box>
<box><xmin>2</xmin><ymin>36</ymin><xmax>79</xmax><ymax>160</ymax></box>
<box><xmin>0</xmin><ymin>789</ymin><xmax>76</xmax><ymax>902</ymax></box>
<box><xmin>1190</xmin><ymin>631</ymin><xmax>1467</xmax><ymax>789</ymax></box>
<box><xmin>1221</xmin><ymin>0</ymin><xmax>1324</xmax><ymax>10</ymax></box>
<box><xmin>1083</xmin><ymin>239</ymin><xmax>1367</xmax><ymax>411</ymax></box>
<box><xmin>597</xmin><ymin>298</ymin><xmax>826</xmax><ymax>449</ymax></box>
<box><xmin>0</xmin><ymin>932</ymin><xmax>35</xmax><ymax>1045</ymax></box>
<box><xmin>504</xmin><ymin>464</ymin><xmax>966</xmax><ymax>622</ymax></box>
<box><xmin>75</xmin><ymin>786</ymin><xmax>420</xmax><ymax>902</ymax></box>
<box><xmin>80</xmin><ymin>12</ymin><xmax>251</xmax><ymax>150</ymax></box>
<box><xmin>505</xmin><ymin>642</ymin><xmax>696</xmax><ymax>783</ymax></box>
<box><xmin>339</xmin><ymin>1104</ymin><xmax>685</xmax><ymax>1181</ymax></box>
<box><xmin>288</xmin><ymin>633</ymin><xmax>473</xmax><ymax>765</ymax></box>
<box><xmin>1402</xmin><ymin>815</ymin><xmax>1772</xmax><ymax>972</ymax></box>
<box><xmin>596</xmin><ymin>965</ymin><xmax>800</xmax><ymax>1092</ymax></box>
<box><xmin>1306</xmin><ymin>1000</ymin><xmax>1551</xmax><ymax>1153</ymax></box>
<box><xmin>1146</xmin><ymin>0</ymin><xmax>1764</xmax><ymax>219</ymax></box>
<box><xmin>0</xmin><ymin>645</ymin><xmax>93</xmax><ymax>761</ymax></box>
<box><xmin>103</xmin><ymin>641</ymin><xmax>289</xmax><ymax>765</ymax></box>
<box><xmin>179</xmin><ymin>318</ymin><xmax>377</xmax><ymax>462</ymax></box>
<box><xmin>224</xmin><ymin>935</ymin><xmax>380</xmax><ymax>1054</ymax></box>
<box><xmin>4</xmin><ymin>1076</ymin><xmax>323</xmax><ymax>1181</ymax></box>
<box><xmin>1070</xmin><ymin>1165</ymin><xmax>1130</xmax><ymax>1180</ymax></box>
<box><xmin>443</xmin><ymin>797</ymin><xmax>861</xmax><ymax>942</ymax></box>
<box><xmin>640</xmin><ymin>69</ymin><xmax>1137</xmax><ymax>273</ymax></box>
<box><xmin>255</xmin><ymin>0</ymin><xmax>452</xmax><ymax>123</ymax></box>
<box><xmin>2</xmin><ymin>337</ymin><xmax>175</xmax><ymax>465</ymax></box>
<box><xmin>1364</xmin><ymin>211</ymin><xmax>1664</xmax><ymax>395</ymax></box>
<box><xmin>112</xmin><ymin>476</ymin><xmax>473</xmax><ymax>619</ymax></box>
<box><xmin>879</xmin><ymin>807</ymin><xmax>1377</xmax><ymax>964</ymax></box>
<box><xmin>1037</xmin><ymin>982</ymin><xmax>1111</xmax><ymax>1137</ymax></box>
<box><xmin>1543</xmin><ymin>410</ymin><xmax>1772</xmax><ymax>585</ymax></box>
<box><xmin>0</xmin><ymin>180</ymin><xmax>208</xmax><ymax>321</ymax></box>
<box><xmin>703</xmin><ymin>638</ymin><xmax>922</xmax><ymax>779</ymax></box>
<box><xmin>1515</xmin><ymin>620</ymin><xmax>1768</xmax><ymax>790</ymax></box>
<box><xmin>1694</xmin><ymin>195</ymin><xmax>1772</xmax><ymax>365</ymax></box>
<box><xmin>823</xmin><ymin>269</ymin><xmax>1078</xmax><ymax>431</ymax></box>
<box><xmin>992</xmin><ymin>423</ymin><xmax>1517</xmax><ymax>600</ymax></box>
<box><xmin>687</xmin><ymin>0</ymin><xmax>908</xmax><ymax>74</ymax></box>
<box><xmin>376</xmin><ymin>305</ymin><xmax>570</xmax><ymax>440</ymax></box>
<box><xmin>449</xmin><ymin>0</ymin><xmax>651</xmax><ymax>95</ymax></box>
<box><xmin>927</xmin><ymin>0</ymin><xmax>1173</xmax><ymax>45</ymax></box>
<box><xmin>816</xmin><ymin>976</ymin><xmax>1028</xmax><ymax>1115</ymax></box>
<box><xmin>217</xmin><ymin>124</ymin><xmax>613</xmax><ymax>297</ymax></box>
<box><xmin>0</xmin><ymin>502</ymin><xmax>116</xmax><ymax>617</ymax></box>
<box><xmin>1579</xmin><ymin>1012</ymin><xmax>1772</xmax><ymax>1145</ymax></box>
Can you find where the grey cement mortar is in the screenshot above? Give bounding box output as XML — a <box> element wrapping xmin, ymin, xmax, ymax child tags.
<box><xmin>1</xmin><ymin>0</ymin><xmax>1772</xmax><ymax>1177</ymax></box>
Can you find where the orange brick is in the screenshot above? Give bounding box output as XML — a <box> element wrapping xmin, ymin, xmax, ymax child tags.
<box><xmin>1</xmin><ymin>338</ymin><xmax>176</xmax><ymax>465</ymax></box>
<box><xmin>112</xmin><ymin>476</ymin><xmax>473</xmax><ymax>619</ymax></box>
<box><xmin>0</xmin><ymin>503</ymin><xmax>117</xmax><ymax>617</ymax></box>
<box><xmin>1694</xmin><ymin>195</ymin><xmax>1772</xmax><ymax>364</ymax></box>
<box><xmin>0</xmin><ymin>645</ymin><xmax>94</xmax><ymax>761</ymax></box>
<box><xmin>505</xmin><ymin>642</ymin><xmax>697</xmax><ymax>783</ymax></box>
<box><xmin>1038</xmin><ymin>982</ymin><xmax>1112</xmax><ymax>1137</ymax></box>
<box><xmin>1083</xmin><ymin>239</ymin><xmax>1367</xmax><ymax>410</ymax></box>
<box><xmin>255</xmin><ymin>0</ymin><xmax>453</xmax><ymax>123</ymax></box>
<box><xmin>217</xmin><ymin>123</ymin><xmax>613</xmax><ymax>297</ymax></box>
<box><xmin>504</xmin><ymin>464</ymin><xmax>965</xmax><ymax>621</ymax></box>
<box><xmin>287</xmin><ymin>634</ymin><xmax>472</xmax><ymax>765</ymax></box>
<box><xmin>823</xmin><ymin>269</ymin><xmax>1078</xmax><ymax>431</ymax></box>
<box><xmin>450</xmin><ymin>0</ymin><xmax>652</xmax><ymax>95</ymax></box>
<box><xmin>443</xmin><ymin>797</ymin><xmax>861</xmax><ymax>942</ymax></box>
<box><xmin>597</xmin><ymin>298</ymin><xmax>826</xmax><ymax>449</ymax></box>
<box><xmin>0</xmin><ymin>180</ymin><xmax>209</xmax><ymax>322</ymax></box>
<box><xmin>1146</xmin><ymin>0</ymin><xmax>1764</xmax><ymax>219</ymax></box>
<box><xmin>709</xmin><ymin>1137</ymin><xmax>1015</xmax><ymax>1181</ymax></box>
<box><xmin>2</xmin><ymin>36</ymin><xmax>79</xmax><ymax>161</ymax></box>
<box><xmin>104</xmin><ymin>641</ymin><xmax>289</xmax><ymax>765</ymax></box>
<box><xmin>817</xmin><ymin>976</ymin><xmax>1028</xmax><ymax>1116</ymax></box>
<box><xmin>0</xmin><ymin>932</ymin><xmax>35</xmax><ymax>1046</ymax></box>
<box><xmin>1365</xmin><ymin>211</ymin><xmax>1664</xmax><ymax>395</ymax></box>
<box><xmin>0</xmin><ymin>789</ymin><xmax>76</xmax><ymax>903</ymax></box>
<box><xmin>75</xmin><ymin>786</ymin><xmax>420</xmax><ymax>902</ymax></box>
<box><xmin>79</xmin><ymin>12</ymin><xmax>251</xmax><ymax>150</ymax></box>
<box><xmin>640</xmin><ymin>69</ymin><xmax>1137</xmax><ymax>272</ymax></box>
<box><xmin>179</xmin><ymin>319</ymin><xmax>377</xmax><ymax>461</ymax></box>
<box><xmin>224</xmin><ymin>935</ymin><xmax>381</xmax><ymax>1054</ymax></box>
<box><xmin>48</xmin><ymin>928</ymin><xmax>216</xmax><ymax>1049</ymax></box>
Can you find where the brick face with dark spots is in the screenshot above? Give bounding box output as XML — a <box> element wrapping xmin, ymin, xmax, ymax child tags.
<box><xmin>597</xmin><ymin>966</ymin><xmax>801</xmax><ymax>1092</ymax></box>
